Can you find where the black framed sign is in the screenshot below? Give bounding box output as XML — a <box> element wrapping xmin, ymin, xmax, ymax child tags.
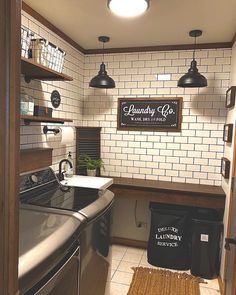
<box><xmin>225</xmin><ymin>86</ymin><xmax>236</xmax><ymax>108</ymax></box>
<box><xmin>221</xmin><ymin>157</ymin><xmax>230</xmax><ymax>179</ymax></box>
<box><xmin>51</xmin><ymin>90</ymin><xmax>61</xmax><ymax>108</ymax></box>
<box><xmin>223</xmin><ymin>124</ymin><xmax>233</xmax><ymax>143</ymax></box>
<box><xmin>117</xmin><ymin>97</ymin><xmax>183</xmax><ymax>132</ymax></box>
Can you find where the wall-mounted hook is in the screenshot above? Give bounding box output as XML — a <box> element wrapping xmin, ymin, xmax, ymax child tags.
<box><xmin>43</xmin><ymin>125</ymin><xmax>60</xmax><ymax>135</ymax></box>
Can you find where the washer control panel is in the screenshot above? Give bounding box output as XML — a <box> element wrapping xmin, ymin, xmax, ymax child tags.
<box><xmin>20</xmin><ymin>168</ymin><xmax>57</xmax><ymax>193</ymax></box>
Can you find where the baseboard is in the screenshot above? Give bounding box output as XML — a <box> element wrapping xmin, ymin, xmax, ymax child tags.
<box><xmin>111</xmin><ymin>237</ymin><xmax>147</xmax><ymax>249</ymax></box>
<box><xmin>218</xmin><ymin>275</ymin><xmax>225</xmax><ymax>295</ymax></box>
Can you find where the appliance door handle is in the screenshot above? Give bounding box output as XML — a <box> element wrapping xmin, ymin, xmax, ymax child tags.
<box><xmin>225</xmin><ymin>237</ymin><xmax>236</xmax><ymax>251</ymax></box>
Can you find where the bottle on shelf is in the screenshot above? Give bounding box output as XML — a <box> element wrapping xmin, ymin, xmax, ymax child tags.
<box><xmin>20</xmin><ymin>89</ymin><xmax>34</xmax><ymax>115</ymax></box>
<box><xmin>65</xmin><ymin>151</ymin><xmax>73</xmax><ymax>178</ymax></box>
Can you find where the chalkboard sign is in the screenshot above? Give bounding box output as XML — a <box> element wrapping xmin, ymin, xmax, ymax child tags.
<box><xmin>117</xmin><ymin>97</ymin><xmax>183</xmax><ymax>132</ymax></box>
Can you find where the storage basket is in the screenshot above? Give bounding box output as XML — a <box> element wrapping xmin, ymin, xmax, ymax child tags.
<box><xmin>31</xmin><ymin>38</ymin><xmax>66</xmax><ymax>73</ymax></box>
<box><xmin>21</xmin><ymin>26</ymin><xmax>34</xmax><ymax>58</ymax></box>
<box><xmin>58</xmin><ymin>48</ymin><xmax>66</xmax><ymax>73</ymax></box>
<box><xmin>50</xmin><ymin>46</ymin><xmax>66</xmax><ymax>73</ymax></box>
<box><xmin>31</xmin><ymin>38</ymin><xmax>49</xmax><ymax>67</ymax></box>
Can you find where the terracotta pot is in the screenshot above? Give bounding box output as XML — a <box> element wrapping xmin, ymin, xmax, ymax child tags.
<box><xmin>87</xmin><ymin>169</ymin><xmax>96</xmax><ymax>177</ymax></box>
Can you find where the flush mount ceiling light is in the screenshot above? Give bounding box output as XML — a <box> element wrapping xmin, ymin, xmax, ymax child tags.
<box><xmin>89</xmin><ymin>36</ymin><xmax>115</xmax><ymax>89</ymax></box>
<box><xmin>108</xmin><ymin>0</ymin><xmax>149</xmax><ymax>17</ymax></box>
<box><xmin>178</xmin><ymin>30</ymin><xmax>207</xmax><ymax>88</ymax></box>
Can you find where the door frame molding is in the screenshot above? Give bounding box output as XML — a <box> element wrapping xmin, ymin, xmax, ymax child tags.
<box><xmin>224</xmin><ymin>120</ymin><xmax>236</xmax><ymax>295</ymax></box>
<box><xmin>0</xmin><ymin>0</ymin><xmax>21</xmax><ymax>294</ymax></box>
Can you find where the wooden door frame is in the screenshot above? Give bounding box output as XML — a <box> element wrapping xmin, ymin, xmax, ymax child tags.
<box><xmin>223</xmin><ymin>121</ymin><xmax>236</xmax><ymax>295</ymax></box>
<box><xmin>0</xmin><ymin>0</ymin><xmax>21</xmax><ymax>294</ymax></box>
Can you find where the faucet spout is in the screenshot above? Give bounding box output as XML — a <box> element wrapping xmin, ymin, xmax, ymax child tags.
<box><xmin>58</xmin><ymin>159</ymin><xmax>73</xmax><ymax>181</ymax></box>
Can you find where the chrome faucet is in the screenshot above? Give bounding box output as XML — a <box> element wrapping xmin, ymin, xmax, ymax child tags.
<box><xmin>58</xmin><ymin>159</ymin><xmax>73</xmax><ymax>181</ymax></box>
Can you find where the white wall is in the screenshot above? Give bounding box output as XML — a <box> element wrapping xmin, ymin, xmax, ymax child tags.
<box><xmin>20</xmin><ymin>11</ymin><xmax>84</xmax><ymax>171</ymax></box>
<box><xmin>83</xmin><ymin>49</ymin><xmax>231</xmax><ymax>186</ymax></box>
<box><xmin>83</xmin><ymin>49</ymin><xmax>232</xmax><ymax>242</ymax></box>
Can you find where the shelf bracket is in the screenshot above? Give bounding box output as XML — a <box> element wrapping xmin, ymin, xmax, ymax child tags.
<box><xmin>24</xmin><ymin>75</ymin><xmax>31</xmax><ymax>83</ymax></box>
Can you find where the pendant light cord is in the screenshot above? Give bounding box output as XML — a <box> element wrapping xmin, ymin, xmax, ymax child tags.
<box><xmin>193</xmin><ymin>35</ymin><xmax>196</xmax><ymax>60</ymax></box>
<box><xmin>102</xmin><ymin>41</ymin><xmax>105</xmax><ymax>63</ymax></box>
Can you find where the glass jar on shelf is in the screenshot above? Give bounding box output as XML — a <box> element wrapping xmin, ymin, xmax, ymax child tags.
<box><xmin>20</xmin><ymin>90</ymin><xmax>34</xmax><ymax>115</ymax></box>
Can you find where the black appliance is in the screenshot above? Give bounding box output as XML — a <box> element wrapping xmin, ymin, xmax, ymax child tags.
<box><xmin>20</xmin><ymin>167</ymin><xmax>114</xmax><ymax>295</ymax></box>
<box><xmin>19</xmin><ymin>206</ymin><xmax>82</xmax><ymax>295</ymax></box>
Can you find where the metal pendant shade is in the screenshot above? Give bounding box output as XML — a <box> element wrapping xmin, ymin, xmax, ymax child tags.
<box><xmin>178</xmin><ymin>30</ymin><xmax>207</xmax><ymax>88</ymax></box>
<box><xmin>89</xmin><ymin>36</ymin><xmax>116</xmax><ymax>89</ymax></box>
<box><xmin>89</xmin><ymin>62</ymin><xmax>115</xmax><ymax>88</ymax></box>
<box><xmin>178</xmin><ymin>60</ymin><xmax>207</xmax><ymax>88</ymax></box>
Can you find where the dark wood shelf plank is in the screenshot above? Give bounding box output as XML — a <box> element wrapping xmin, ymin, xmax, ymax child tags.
<box><xmin>21</xmin><ymin>57</ymin><xmax>73</xmax><ymax>81</ymax></box>
<box><xmin>109</xmin><ymin>177</ymin><xmax>226</xmax><ymax>209</ymax></box>
<box><xmin>20</xmin><ymin>148</ymin><xmax>53</xmax><ymax>173</ymax></box>
<box><xmin>20</xmin><ymin>115</ymin><xmax>73</xmax><ymax>124</ymax></box>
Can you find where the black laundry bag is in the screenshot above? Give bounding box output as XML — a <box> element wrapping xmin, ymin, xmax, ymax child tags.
<box><xmin>190</xmin><ymin>208</ymin><xmax>223</xmax><ymax>279</ymax></box>
<box><xmin>147</xmin><ymin>203</ymin><xmax>191</xmax><ymax>270</ymax></box>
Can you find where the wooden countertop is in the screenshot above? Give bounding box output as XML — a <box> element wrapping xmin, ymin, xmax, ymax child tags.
<box><xmin>111</xmin><ymin>177</ymin><xmax>225</xmax><ymax>197</ymax></box>
<box><xmin>109</xmin><ymin>177</ymin><xmax>226</xmax><ymax>209</ymax></box>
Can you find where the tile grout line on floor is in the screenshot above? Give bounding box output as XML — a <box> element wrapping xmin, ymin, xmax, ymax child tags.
<box><xmin>110</xmin><ymin>244</ymin><xmax>220</xmax><ymax>295</ymax></box>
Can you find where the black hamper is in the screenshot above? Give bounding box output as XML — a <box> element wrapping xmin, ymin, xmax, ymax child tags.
<box><xmin>190</xmin><ymin>208</ymin><xmax>223</xmax><ymax>279</ymax></box>
<box><xmin>147</xmin><ymin>203</ymin><xmax>191</xmax><ymax>270</ymax></box>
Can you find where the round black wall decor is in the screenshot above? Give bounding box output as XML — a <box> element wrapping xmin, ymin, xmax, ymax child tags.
<box><xmin>51</xmin><ymin>90</ymin><xmax>61</xmax><ymax>108</ymax></box>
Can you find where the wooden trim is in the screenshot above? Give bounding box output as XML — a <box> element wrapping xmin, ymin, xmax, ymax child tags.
<box><xmin>232</xmin><ymin>32</ymin><xmax>236</xmax><ymax>46</ymax></box>
<box><xmin>223</xmin><ymin>114</ymin><xmax>236</xmax><ymax>294</ymax></box>
<box><xmin>85</xmin><ymin>42</ymin><xmax>232</xmax><ymax>55</ymax></box>
<box><xmin>218</xmin><ymin>275</ymin><xmax>225</xmax><ymax>295</ymax></box>
<box><xmin>22</xmin><ymin>2</ymin><xmax>233</xmax><ymax>55</ymax></box>
<box><xmin>111</xmin><ymin>237</ymin><xmax>147</xmax><ymax>249</ymax></box>
<box><xmin>20</xmin><ymin>148</ymin><xmax>53</xmax><ymax>173</ymax></box>
<box><xmin>22</xmin><ymin>2</ymin><xmax>85</xmax><ymax>54</ymax></box>
<box><xmin>0</xmin><ymin>0</ymin><xmax>21</xmax><ymax>294</ymax></box>
<box><xmin>75</xmin><ymin>126</ymin><xmax>102</xmax><ymax>130</ymax></box>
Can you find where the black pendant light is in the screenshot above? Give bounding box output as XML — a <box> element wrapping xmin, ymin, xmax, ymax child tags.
<box><xmin>178</xmin><ymin>30</ymin><xmax>207</xmax><ymax>88</ymax></box>
<box><xmin>89</xmin><ymin>36</ymin><xmax>115</xmax><ymax>89</ymax></box>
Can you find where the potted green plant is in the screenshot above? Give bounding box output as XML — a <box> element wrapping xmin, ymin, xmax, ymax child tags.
<box><xmin>78</xmin><ymin>154</ymin><xmax>105</xmax><ymax>176</ymax></box>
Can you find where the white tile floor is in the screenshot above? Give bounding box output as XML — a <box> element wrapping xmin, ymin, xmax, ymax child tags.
<box><xmin>110</xmin><ymin>245</ymin><xmax>220</xmax><ymax>295</ymax></box>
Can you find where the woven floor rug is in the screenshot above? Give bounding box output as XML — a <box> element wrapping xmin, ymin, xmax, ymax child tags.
<box><xmin>127</xmin><ymin>267</ymin><xmax>204</xmax><ymax>295</ymax></box>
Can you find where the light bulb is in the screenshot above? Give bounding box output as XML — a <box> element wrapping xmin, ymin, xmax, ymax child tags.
<box><xmin>108</xmin><ymin>0</ymin><xmax>149</xmax><ymax>18</ymax></box>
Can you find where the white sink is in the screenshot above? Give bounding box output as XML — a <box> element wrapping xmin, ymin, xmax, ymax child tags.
<box><xmin>60</xmin><ymin>175</ymin><xmax>113</xmax><ymax>190</ymax></box>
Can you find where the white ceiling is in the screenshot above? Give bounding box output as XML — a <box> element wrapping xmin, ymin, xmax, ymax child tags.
<box><xmin>24</xmin><ymin>0</ymin><xmax>236</xmax><ymax>50</ymax></box>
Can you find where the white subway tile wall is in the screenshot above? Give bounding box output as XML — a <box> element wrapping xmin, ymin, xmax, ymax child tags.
<box><xmin>83</xmin><ymin>49</ymin><xmax>231</xmax><ymax>185</ymax></box>
<box><xmin>20</xmin><ymin>12</ymin><xmax>84</xmax><ymax>171</ymax></box>
<box><xmin>21</xmin><ymin>11</ymin><xmax>232</xmax><ymax>186</ymax></box>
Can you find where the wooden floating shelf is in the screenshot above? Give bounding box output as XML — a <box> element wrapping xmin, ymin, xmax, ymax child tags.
<box><xmin>21</xmin><ymin>57</ymin><xmax>73</xmax><ymax>82</ymax></box>
<box><xmin>20</xmin><ymin>148</ymin><xmax>53</xmax><ymax>173</ymax></box>
<box><xmin>20</xmin><ymin>115</ymin><xmax>73</xmax><ymax>124</ymax></box>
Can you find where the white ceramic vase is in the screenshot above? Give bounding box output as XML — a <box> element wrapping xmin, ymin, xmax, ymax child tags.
<box><xmin>87</xmin><ymin>169</ymin><xmax>96</xmax><ymax>177</ymax></box>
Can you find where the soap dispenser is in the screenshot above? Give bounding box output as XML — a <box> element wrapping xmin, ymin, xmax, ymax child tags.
<box><xmin>65</xmin><ymin>152</ymin><xmax>73</xmax><ymax>177</ymax></box>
